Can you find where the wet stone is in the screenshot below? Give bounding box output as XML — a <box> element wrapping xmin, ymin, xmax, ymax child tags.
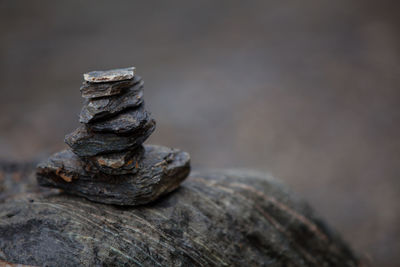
<box><xmin>80</xmin><ymin>81</ymin><xmax>144</xmax><ymax>123</ymax></box>
<box><xmin>83</xmin><ymin>67</ymin><xmax>135</xmax><ymax>83</ymax></box>
<box><xmin>85</xmin><ymin>146</ymin><xmax>145</xmax><ymax>175</ymax></box>
<box><xmin>80</xmin><ymin>75</ymin><xmax>142</xmax><ymax>99</ymax></box>
<box><xmin>36</xmin><ymin>145</ymin><xmax>191</xmax><ymax>206</ymax></box>
<box><xmin>64</xmin><ymin>120</ymin><xmax>155</xmax><ymax>157</ymax></box>
<box><xmin>87</xmin><ymin>105</ymin><xmax>152</xmax><ymax>134</ymax></box>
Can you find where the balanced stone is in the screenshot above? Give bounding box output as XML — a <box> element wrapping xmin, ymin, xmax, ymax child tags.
<box><xmin>85</xmin><ymin>146</ymin><xmax>145</xmax><ymax>175</ymax></box>
<box><xmin>80</xmin><ymin>81</ymin><xmax>144</xmax><ymax>123</ymax></box>
<box><xmin>80</xmin><ymin>75</ymin><xmax>142</xmax><ymax>99</ymax></box>
<box><xmin>65</xmin><ymin>120</ymin><xmax>155</xmax><ymax>157</ymax></box>
<box><xmin>37</xmin><ymin>66</ymin><xmax>190</xmax><ymax>207</ymax></box>
<box><xmin>87</xmin><ymin>105</ymin><xmax>152</xmax><ymax>134</ymax></box>
<box><xmin>37</xmin><ymin>145</ymin><xmax>191</xmax><ymax>205</ymax></box>
<box><xmin>83</xmin><ymin>67</ymin><xmax>135</xmax><ymax>83</ymax></box>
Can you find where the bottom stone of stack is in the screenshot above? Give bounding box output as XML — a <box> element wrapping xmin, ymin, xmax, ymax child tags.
<box><xmin>36</xmin><ymin>145</ymin><xmax>190</xmax><ymax>206</ymax></box>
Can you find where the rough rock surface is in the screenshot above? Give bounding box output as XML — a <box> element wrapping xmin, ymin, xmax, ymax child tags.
<box><xmin>64</xmin><ymin>121</ymin><xmax>155</xmax><ymax>157</ymax></box>
<box><xmin>88</xmin><ymin>105</ymin><xmax>152</xmax><ymax>134</ymax></box>
<box><xmin>36</xmin><ymin>145</ymin><xmax>191</xmax><ymax>205</ymax></box>
<box><xmin>79</xmin><ymin>81</ymin><xmax>144</xmax><ymax>123</ymax></box>
<box><xmin>80</xmin><ymin>75</ymin><xmax>142</xmax><ymax>98</ymax></box>
<box><xmin>83</xmin><ymin>67</ymin><xmax>135</xmax><ymax>83</ymax></box>
<box><xmin>85</xmin><ymin>146</ymin><xmax>145</xmax><ymax>175</ymax></box>
<box><xmin>1</xmin><ymin>162</ymin><xmax>361</xmax><ymax>267</ymax></box>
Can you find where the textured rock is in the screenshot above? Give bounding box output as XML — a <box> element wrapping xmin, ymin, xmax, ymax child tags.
<box><xmin>88</xmin><ymin>105</ymin><xmax>152</xmax><ymax>134</ymax></box>
<box><xmin>0</xmin><ymin>259</ymin><xmax>35</xmax><ymax>267</ymax></box>
<box><xmin>80</xmin><ymin>75</ymin><xmax>142</xmax><ymax>98</ymax></box>
<box><xmin>64</xmin><ymin>120</ymin><xmax>155</xmax><ymax>157</ymax></box>
<box><xmin>1</xmin><ymin>162</ymin><xmax>361</xmax><ymax>266</ymax></box>
<box><xmin>85</xmin><ymin>146</ymin><xmax>145</xmax><ymax>175</ymax></box>
<box><xmin>79</xmin><ymin>81</ymin><xmax>144</xmax><ymax>123</ymax></box>
<box><xmin>36</xmin><ymin>145</ymin><xmax>191</xmax><ymax>205</ymax></box>
<box><xmin>83</xmin><ymin>67</ymin><xmax>135</xmax><ymax>83</ymax></box>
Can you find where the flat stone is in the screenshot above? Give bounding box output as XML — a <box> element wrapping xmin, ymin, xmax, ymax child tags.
<box><xmin>64</xmin><ymin>120</ymin><xmax>155</xmax><ymax>157</ymax></box>
<box><xmin>87</xmin><ymin>105</ymin><xmax>152</xmax><ymax>134</ymax></box>
<box><xmin>80</xmin><ymin>75</ymin><xmax>142</xmax><ymax>99</ymax></box>
<box><xmin>83</xmin><ymin>67</ymin><xmax>135</xmax><ymax>83</ymax></box>
<box><xmin>36</xmin><ymin>145</ymin><xmax>191</xmax><ymax>205</ymax></box>
<box><xmin>85</xmin><ymin>146</ymin><xmax>145</xmax><ymax>175</ymax></box>
<box><xmin>79</xmin><ymin>81</ymin><xmax>144</xmax><ymax>123</ymax></box>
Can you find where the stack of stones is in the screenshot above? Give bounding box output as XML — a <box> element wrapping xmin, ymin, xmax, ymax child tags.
<box><xmin>37</xmin><ymin>67</ymin><xmax>190</xmax><ymax>206</ymax></box>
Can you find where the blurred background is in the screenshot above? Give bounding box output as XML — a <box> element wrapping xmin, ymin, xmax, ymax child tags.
<box><xmin>0</xmin><ymin>0</ymin><xmax>399</xmax><ymax>266</ymax></box>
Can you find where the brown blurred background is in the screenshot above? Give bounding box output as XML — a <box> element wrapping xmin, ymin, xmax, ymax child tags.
<box><xmin>1</xmin><ymin>1</ymin><xmax>399</xmax><ymax>266</ymax></box>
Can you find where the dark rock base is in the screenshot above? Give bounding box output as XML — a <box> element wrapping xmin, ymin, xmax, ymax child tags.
<box><xmin>1</xmin><ymin>164</ymin><xmax>361</xmax><ymax>267</ymax></box>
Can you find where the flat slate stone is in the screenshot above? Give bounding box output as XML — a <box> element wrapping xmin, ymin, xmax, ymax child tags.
<box><xmin>87</xmin><ymin>105</ymin><xmax>152</xmax><ymax>134</ymax></box>
<box><xmin>79</xmin><ymin>81</ymin><xmax>144</xmax><ymax>123</ymax></box>
<box><xmin>80</xmin><ymin>75</ymin><xmax>142</xmax><ymax>99</ymax></box>
<box><xmin>85</xmin><ymin>146</ymin><xmax>145</xmax><ymax>175</ymax></box>
<box><xmin>64</xmin><ymin>120</ymin><xmax>155</xmax><ymax>157</ymax></box>
<box><xmin>36</xmin><ymin>145</ymin><xmax>191</xmax><ymax>206</ymax></box>
<box><xmin>83</xmin><ymin>67</ymin><xmax>135</xmax><ymax>83</ymax></box>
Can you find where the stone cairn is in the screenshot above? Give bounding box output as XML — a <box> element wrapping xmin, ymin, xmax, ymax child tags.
<box><xmin>37</xmin><ymin>67</ymin><xmax>190</xmax><ymax>206</ymax></box>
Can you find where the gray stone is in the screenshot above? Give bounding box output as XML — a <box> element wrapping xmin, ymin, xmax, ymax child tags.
<box><xmin>79</xmin><ymin>81</ymin><xmax>144</xmax><ymax>123</ymax></box>
<box><xmin>87</xmin><ymin>105</ymin><xmax>152</xmax><ymax>134</ymax></box>
<box><xmin>1</xmin><ymin>163</ymin><xmax>361</xmax><ymax>266</ymax></box>
<box><xmin>83</xmin><ymin>67</ymin><xmax>135</xmax><ymax>83</ymax></box>
<box><xmin>36</xmin><ymin>145</ymin><xmax>191</xmax><ymax>206</ymax></box>
<box><xmin>85</xmin><ymin>146</ymin><xmax>145</xmax><ymax>175</ymax></box>
<box><xmin>64</xmin><ymin>120</ymin><xmax>155</xmax><ymax>157</ymax></box>
<box><xmin>80</xmin><ymin>75</ymin><xmax>142</xmax><ymax>98</ymax></box>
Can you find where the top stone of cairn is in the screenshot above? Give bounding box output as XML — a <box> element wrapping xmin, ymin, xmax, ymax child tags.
<box><xmin>83</xmin><ymin>67</ymin><xmax>136</xmax><ymax>83</ymax></box>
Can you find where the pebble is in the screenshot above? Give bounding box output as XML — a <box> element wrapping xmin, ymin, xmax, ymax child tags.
<box><xmin>87</xmin><ymin>105</ymin><xmax>152</xmax><ymax>134</ymax></box>
<box><xmin>80</xmin><ymin>75</ymin><xmax>142</xmax><ymax>98</ymax></box>
<box><xmin>85</xmin><ymin>146</ymin><xmax>145</xmax><ymax>175</ymax></box>
<box><xmin>79</xmin><ymin>81</ymin><xmax>144</xmax><ymax>123</ymax></box>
